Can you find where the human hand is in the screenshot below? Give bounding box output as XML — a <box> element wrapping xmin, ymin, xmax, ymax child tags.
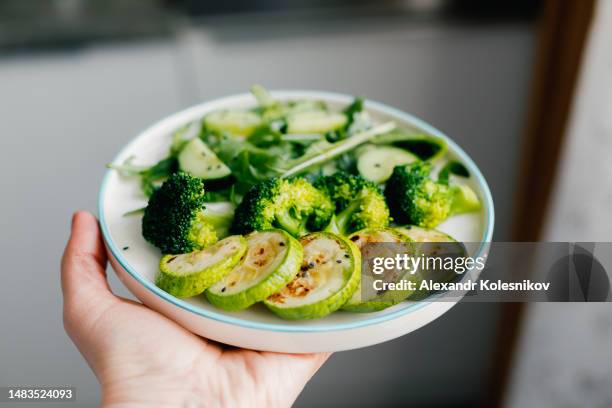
<box><xmin>61</xmin><ymin>211</ymin><xmax>330</xmax><ymax>407</ymax></box>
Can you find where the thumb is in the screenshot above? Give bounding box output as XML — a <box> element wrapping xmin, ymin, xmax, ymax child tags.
<box><xmin>61</xmin><ymin>211</ymin><xmax>116</xmax><ymax>326</ymax></box>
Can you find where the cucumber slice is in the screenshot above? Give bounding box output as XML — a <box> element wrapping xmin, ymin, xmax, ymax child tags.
<box><xmin>178</xmin><ymin>138</ymin><xmax>232</xmax><ymax>182</ymax></box>
<box><xmin>259</xmin><ymin>100</ymin><xmax>328</xmax><ymax>122</ymax></box>
<box><xmin>264</xmin><ymin>232</ymin><xmax>360</xmax><ymax>320</ymax></box>
<box><xmin>204</xmin><ymin>109</ymin><xmax>262</xmax><ymax>136</ymax></box>
<box><xmin>206</xmin><ymin>230</ymin><xmax>303</xmax><ymax>311</ymax></box>
<box><xmin>357</xmin><ymin>145</ymin><xmax>418</xmax><ymax>183</ymax></box>
<box><xmin>156</xmin><ymin>235</ymin><xmax>247</xmax><ymax>298</ymax></box>
<box><xmin>342</xmin><ymin>228</ymin><xmax>416</xmax><ymax>312</ymax></box>
<box><xmin>287</xmin><ymin>100</ymin><xmax>327</xmax><ymax>114</ymax></box>
<box><xmin>286</xmin><ymin>111</ymin><xmax>348</xmax><ymax>134</ymax></box>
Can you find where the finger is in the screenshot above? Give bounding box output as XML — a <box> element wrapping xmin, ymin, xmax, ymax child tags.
<box><xmin>61</xmin><ymin>211</ymin><xmax>114</xmax><ymax>304</ymax></box>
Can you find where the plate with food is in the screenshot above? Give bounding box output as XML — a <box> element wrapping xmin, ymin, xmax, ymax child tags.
<box><xmin>100</xmin><ymin>86</ymin><xmax>494</xmax><ymax>352</ymax></box>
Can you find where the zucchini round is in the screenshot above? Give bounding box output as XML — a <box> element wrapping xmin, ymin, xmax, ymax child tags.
<box><xmin>204</xmin><ymin>109</ymin><xmax>262</xmax><ymax>136</ymax></box>
<box><xmin>206</xmin><ymin>230</ymin><xmax>303</xmax><ymax>311</ymax></box>
<box><xmin>394</xmin><ymin>225</ymin><xmax>456</xmax><ymax>243</ymax></box>
<box><xmin>346</xmin><ymin>228</ymin><xmax>412</xmax><ymax>247</ymax></box>
<box><xmin>156</xmin><ymin>235</ymin><xmax>247</xmax><ymax>298</ymax></box>
<box><xmin>357</xmin><ymin>145</ymin><xmax>418</xmax><ymax>183</ymax></box>
<box><xmin>394</xmin><ymin>225</ymin><xmax>467</xmax><ymax>300</ymax></box>
<box><xmin>264</xmin><ymin>232</ymin><xmax>360</xmax><ymax>320</ymax></box>
<box><xmin>342</xmin><ymin>228</ymin><xmax>415</xmax><ymax>312</ymax></box>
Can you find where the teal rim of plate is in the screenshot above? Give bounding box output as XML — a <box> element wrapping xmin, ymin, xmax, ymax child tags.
<box><xmin>98</xmin><ymin>90</ymin><xmax>495</xmax><ymax>333</ymax></box>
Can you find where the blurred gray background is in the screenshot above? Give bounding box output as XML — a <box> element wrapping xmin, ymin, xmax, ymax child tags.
<box><xmin>0</xmin><ymin>1</ymin><xmax>540</xmax><ymax>406</ymax></box>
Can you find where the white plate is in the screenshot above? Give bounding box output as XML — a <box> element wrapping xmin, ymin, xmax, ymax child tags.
<box><xmin>99</xmin><ymin>91</ymin><xmax>494</xmax><ymax>353</ymax></box>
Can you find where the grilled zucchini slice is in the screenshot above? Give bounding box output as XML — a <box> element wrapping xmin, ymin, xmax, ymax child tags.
<box><xmin>342</xmin><ymin>228</ymin><xmax>415</xmax><ymax>312</ymax></box>
<box><xmin>394</xmin><ymin>225</ymin><xmax>456</xmax><ymax>243</ymax></box>
<box><xmin>395</xmin><ymin>225</ymin><xmax>467</xmax><ymax>300</ymax></box>
<box><xmin>206</xmin><ymin>230</ymin><xmax>302</xmax><ymax>311</ymax></box>
<box><xmin>156</xmin><ymin>235</ymin><xmax>247</xmax><ymax>298</ymax></box>
<box><xmin>264</xmin><ymin>232</ymin><xmax>360</xmax><ymax>320</ymax></box>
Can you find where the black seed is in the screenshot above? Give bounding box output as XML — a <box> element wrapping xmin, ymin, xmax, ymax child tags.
<box><xmin>122</xmin><ymin>246</ymin><xmax>129</xmax><ymax>250</ymax></box>
<box><xmin>167</xmin><ymin>256</ymin><xmax>177</xmax><ymax>263</ymax></box>
<box><xmin>344</xmin><ymin>254</ymin><xmax>350</xmax><ymax>258</ymax></box>
<box><xmin>336</xmin><ymin>259</ymin><xmax>342</xmax><ymax>264</ymax></box>
<box><xmin>350</xmin><ymin>236</ymin><xmax>360</xmax><ymax>241</ymax></box>
<box><xmin>216</xmin><ymin>164</ymin><xmax>221</xmax><ymax>169</ymax></box>
<box><xmin>308</xmin><ymin>262</ymin><xmax>316</xmax><ymax>269</ymax></box>
<box><xmin>374</xmin><ymin>163</ymin><xmax>381</xmax><ymax>168</ymax></box>
<box><xmin>221</xmin><ymin>287</ymin><xmax>226</xmax><ymax>292</ymax></box>
<box><xmin>279</xmin><ymin>242</ymin><xmax>285</xmax><ymax>246</ymax></box>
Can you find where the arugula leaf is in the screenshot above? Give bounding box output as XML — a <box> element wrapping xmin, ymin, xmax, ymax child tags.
<box><xmin>438</xmin><ymin>161</ymin><xmax>470</xmax><ymax>185</ymax></box>
<box><xmin>343</xmin><ymin>97</ymin><xmax>364</xmax><ymax>129</ymax></box>
<box><xmin>248</xmin><ymin>124</ymin><xmax>282</xmax><ymax>147</ymax></box>
<box><xmin>108</xmin><ymin>156</ymin><xmax>178</xmax><ymax>197</ymax></box>
<box><xmin>372</xmin><ymin>129</ymin><xmax>447</xmax><ymax>161</ymax></box>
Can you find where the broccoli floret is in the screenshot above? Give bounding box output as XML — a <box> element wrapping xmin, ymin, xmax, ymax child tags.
<box><xmin>142</xmin><ymin>172</ymin><xmax>233</xmax><ymax>254</ymax></box>
<box><xmin>315</xmin><ymin>172</ymin><xmax>390</xmax><ymax>235</ymax></box>
<box><xmin>384</xmin><ymin>162</ymin><xmax>480</xmax><ymax>228</ymax></box>
<box><xmin>231</xmin><ymin>177</ymin><xmax>334</xmax><ymax>237</ymax></box>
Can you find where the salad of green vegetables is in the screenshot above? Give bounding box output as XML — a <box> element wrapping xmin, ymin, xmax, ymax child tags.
<box><xmin>110</xmin><ymin>85</ymin><xmax>481</xmax><ymax>320</ymax></box>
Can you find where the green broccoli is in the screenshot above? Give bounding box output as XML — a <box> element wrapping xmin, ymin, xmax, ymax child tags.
<box><xmin>384</xmin><ymin>161</ymin><xmax>480</xmax><ymax>228</ymax></box>
<box><xmin>142</xmin><ymin>172</ymin><xmax>234</xmax><ymax>254</ymax></box>
<box><xmin>315</xmin><ymin>172</ymin><xmax>390</xmax><ymax>235</ymax></box>
<box><xmin>231</xmin><ymin>177</ymin><xmax>334</xmax><ymax>237</ymax></box>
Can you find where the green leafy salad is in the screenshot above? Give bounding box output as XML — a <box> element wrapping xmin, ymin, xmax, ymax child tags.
<box><xmin>110</xmin><ymin>85</ymin><xmax>481</xmax><ymax>319</ymax></box>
